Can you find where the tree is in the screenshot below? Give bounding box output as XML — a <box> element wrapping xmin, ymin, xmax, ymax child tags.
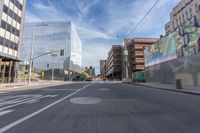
<box><xmin>80</xmin><ymin>72</ymin><xmax>89</xmax><ymax>80</ymax></box>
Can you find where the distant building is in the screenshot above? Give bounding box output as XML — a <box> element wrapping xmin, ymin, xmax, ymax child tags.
<box><xmin>89</xmin><ymin>66</ymin><xmax>95</xmax><ymax>76</ymax></box>
<box><xmin>165</xmin><ymin>0</ymin><xmax>200</xmax><ymax>34</ymax></box>
<box><xmin>105</xmin><ymin>45</ymin><xmax>123</xmax><ymax>80</ymax></box>
<box><xmin>100</xmin><ymin>60</ymin><xmax>106</xmax><ymax>78</ymax></box>
<box><xmin>123</xmin><ymin>38</ymin><xmax>158</xmax><ymax>79</ymax></box>
<box><xmin>0</xmin><ymin>0</ymin><xmax>26</xmax><ymax>83</ymax></box>
<box><xmin>21</xmin><ymin>22</ymin><xmax>82</xmax><ymax>80</ymax></box>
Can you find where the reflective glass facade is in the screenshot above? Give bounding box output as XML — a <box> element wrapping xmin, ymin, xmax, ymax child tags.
<box><xmin>21</xmin><ymin>22</ymin><xmax>82</xmax><ymax>74</ymax></box>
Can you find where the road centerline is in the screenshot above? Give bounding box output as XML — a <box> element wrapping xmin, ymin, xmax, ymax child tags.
<box><xmin>0</xmin><ymin>83</ymin><xmax>92</xmax><ymax>133</ymax></box>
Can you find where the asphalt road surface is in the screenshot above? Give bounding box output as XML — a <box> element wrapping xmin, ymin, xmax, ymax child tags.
<box><xmin>0</xmin><ymin>81</ymin><xmax>200</xmax><ymax>133</ymax></box>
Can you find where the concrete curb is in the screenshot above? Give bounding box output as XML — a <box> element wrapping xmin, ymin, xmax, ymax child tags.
<box><xmin>123</xmin><ymin>82</ymin><xmax>200</xmax><ymax>96</ymax></box>
<box><xmin>0</xmin><ymin>82</ymin><xmax>71</xmax><ymax>93</ymax></box>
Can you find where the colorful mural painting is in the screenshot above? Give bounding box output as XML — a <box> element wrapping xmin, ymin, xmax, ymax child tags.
<box><xmin>145</xmin><ymin>12</ymin><xmax>200</xmax><ymax>67</ymax></box>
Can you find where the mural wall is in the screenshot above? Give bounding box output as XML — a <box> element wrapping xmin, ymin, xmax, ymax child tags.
<box><xmin>145</xmin><ymin>12</ymin><xmax>200</xmax><ymax>67</ymax></box>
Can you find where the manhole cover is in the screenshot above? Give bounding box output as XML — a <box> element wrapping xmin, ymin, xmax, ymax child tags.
<box><xmin>70</xmin><ymin>97</ymin><xmax>102</xmax><ymax>104</ymax></box>
<box><xmin>99</xmin><ymin>88</ymin><xmax>110</xmax><ymax>91</ymax></box>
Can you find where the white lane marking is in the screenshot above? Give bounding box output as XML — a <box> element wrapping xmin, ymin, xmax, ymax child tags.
<box><xmin>0</xmin><ymin>95</ymin><xmax>58</xmax><ymax>111</ymax></box>
<box><xmin>41</xmin><ymin>89</ymin><xmax>80</xmax><ymax>91</ymax></box>
<box><xmin>0</xmin><ymin>110</ymin><xmax>14</xmax><ymax>116</ymax></box>
<box><xmin>0</xmin><ymin>96</ymin><xmax>44</xmax><ymax>111</ymax></box>
<box><xmin>0</xmin><ymin>92</ymin><xmax>9</xmax><ymax>94</ymax></box>
<box><xmin>0</xmin><ymin>95</ymin><xmax>41</xmax><ymax>106</ymax></box>
<box><xmin>0</xmin><ymin>83</ymin><xmax>91</xmax><ymax>133</ymax></box>
<box><xmin>27</xmin><ymin>100</ymin><xmax>39</xmax><ymax>104</ymax></box>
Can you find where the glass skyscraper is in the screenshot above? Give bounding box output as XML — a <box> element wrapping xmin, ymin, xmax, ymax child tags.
<box><xmin>21</xmin><ymin>21</ymin><xmax>82</xmax><ymax>80</ymax></box>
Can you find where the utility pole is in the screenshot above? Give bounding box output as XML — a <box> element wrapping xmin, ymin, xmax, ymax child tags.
<box><xmin>52</xmin><ymin>61</ymin><xmax>54</xmax><ymax>81</ymax></box>
<box><xmin>28</xmin><ymin>24</ymin><xmax>48</xmax><ymax>84</ymax></box>
<box><xmin>51</xmin><ymin>53</ymin><xmax>58</xmax><ymax>81</ymax></box>
<box><xmin>123</xmin><ymin>39</ymin><xmax>129</xmax><ymax>82</ymax></box>
<box><xmin>28</xmin><ymin>25</ymin><xmax>35</xmax><ymax>84</ymax></box>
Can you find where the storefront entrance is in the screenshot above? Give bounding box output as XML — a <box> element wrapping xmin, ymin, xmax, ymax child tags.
<box><xmin>0</xmin><ymin>59</ymin><xmax>17</xmax><ymax>83</ymax></box>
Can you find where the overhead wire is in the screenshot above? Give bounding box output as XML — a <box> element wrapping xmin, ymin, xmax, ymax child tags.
<box><xmin>121</xmin><ymin>0</ymin><xmax>161</xmax><ymax>39</ymax></box>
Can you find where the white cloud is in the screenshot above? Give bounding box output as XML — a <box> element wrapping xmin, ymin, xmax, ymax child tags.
<box><xmin>77</xmin><ymin>26</ymin><xmax>114</xmax><ymax>40</ymax></box>
<box><xmin>25</xmin><ymin>0</ymin><xmax>181</xmax><ymax>69</ymax></box>
<box><xmin>26</xmin><ymin>2</ymin><xmax>70</xmax><ymax>22</ymax></box>
<box><xmin>102</xmin><ymin>0</ymin><xmax>181</xmax><ymax>37</ymax></box>
<box><xmin>76</xmin><ymin>0</ymin><xmax>101</xmax><ymax>14</ymax></box>
<box><xmin>25</xmin><ymin>11</ymin><xmax>43</xmax><ymax>22</ymax></box>
<box><xmin>83</xmin><ymin>43</ymin><xmax>112</xmax><ymax>67</ymax></box>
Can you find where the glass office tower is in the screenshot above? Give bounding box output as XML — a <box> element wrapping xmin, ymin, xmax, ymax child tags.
<box><xmin>21</xmin><ymin>22</ymin><xmax>82</xmax><ymax>80</ymax></box>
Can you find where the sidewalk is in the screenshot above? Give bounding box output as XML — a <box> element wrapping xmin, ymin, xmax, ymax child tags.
<box><xmin>133</xmin><ymin>82</ymin><xmax>200</xmax><ymax>95</ymax></box>
<box><xmin>0</xmin><ymin>80</ymin><xmax>71</xmax><ymax>93</ymax></box>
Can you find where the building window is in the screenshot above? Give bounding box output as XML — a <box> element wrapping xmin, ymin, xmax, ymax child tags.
<box><xmin>16</xmin><ymin>17</ymin><xmax>21</xmax><ymax>23</ymax></box>
<box><xmin>10</xmin><ymin>0</ymin><xmax>23</xmax><ymax>11</ymax></box>
<box><xmin>4</xmin><ymin>39</ymin><xmax>9</xmax><ymax>47</ymax></box>
<box><xmin>0</xmin><ymin>36</ymin><xmax>4</xmax><ymax>45</ymax></box>
<box><xmin>7</xmin><ymin>24</ymin><xmax>11</xmax><ymax>32</ymax></box>
<box><xmin>8</xmin><ymin>9</ymin><xmax>13</xmax><ymax>17</ymax></box>
<box><xmin>18</xmin><ymin>3</ymin><xmax>23</xmax><ymax>11</ymax></box>
<box><xmin>13</xmin><ymin>13</ymin><xmax>17</xmax><ymax>20</ymax></box>
<box><xmin>3</xmin><ymin>5</ymin><xmax>8</xmax><ymax>14</ymax></box>
<box><xmin>3</xmin><ymin>4</ymin><xmax>21</xmax><ymax>24</ymax></box>
<box><xmin>14</xmin><ymin>43</ymin><xmax>18</xmax><ymax>50</ymax></box>
<box><xmin>1</xmin><ymin>20</ymin><xmax>20</xmax><ymax>37</ymax></box>
<box><xmin>9</xmin><ymin>41</ymin><xmax>14</xmax><ymax>49</ymax></box>
<box><xmin>1</xmin><ymin>20</ymin><xmax>6</xmax><ymax>29</ymax></box>
<box><xmin>11</xmin><ymin>27</ymin><xmax>16</xmax><ymax>35</ymax></box>
<box><xmin>16</xmin><ymin>29</ymin><xmax>20</xmax><ymax>37</ymax></box>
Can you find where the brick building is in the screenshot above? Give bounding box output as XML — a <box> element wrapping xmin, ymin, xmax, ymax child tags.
<box><xmin>123</xmin><ymin>38</ymin><xmax>158</xmax><ymax>79</ymax></box>
<box><xmin>105</xmin><ymin>45</ymin><xmax>123</xmax><ymax>80</ymax></box>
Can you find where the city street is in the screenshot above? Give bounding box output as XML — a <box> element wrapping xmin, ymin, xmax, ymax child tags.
<box><xmin>0</xmin><ymin>82</ymin><xmax>200</xmax><ymax>133</ymax></box>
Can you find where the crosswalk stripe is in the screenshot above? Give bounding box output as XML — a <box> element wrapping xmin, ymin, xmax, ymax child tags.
<box><xmin>0</xmin><ymin>110</ymin><xmax>14</xmax><ymax>116</ymax></box>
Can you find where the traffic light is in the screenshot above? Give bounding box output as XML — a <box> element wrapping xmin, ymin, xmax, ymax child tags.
<box><xmin>47</xmin><ymin>64</ymin><xmax>49</xmax><ymax>68</ymax></box>
<box><xmin>60</xmin><ymin>49</ymin><xmax>64</xmax><ymax>56</ymax></box>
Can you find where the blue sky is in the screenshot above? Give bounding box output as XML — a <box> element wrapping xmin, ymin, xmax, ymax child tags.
<box><xmin>25</xmin><ymin>0</ymin><xmax>181</xmax><ymax>73</ymax></box>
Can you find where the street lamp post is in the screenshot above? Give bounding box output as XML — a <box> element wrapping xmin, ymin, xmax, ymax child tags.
<box><xmin>28</xmin><ymin>25</ymin><xmax>35</xmax><ymax>84</ymax></box>
<box><xmin>51</xmin><ymin>53</ymin><xmax>58</xmax><ymax>81</ymax></box>
<box><xmin>28</xmin><ymin>24</ymin><xmax>48</xmax><ymax>84</ymax></box>
<box><xmin>124</xmin><ymin>49</ymin><xmax>128</xmax><ymax>82</ymax></box>
<box><xmin>123</xmin><ymin>39</ymin><xmax>129</xmax><ymax>82</ymax></box>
